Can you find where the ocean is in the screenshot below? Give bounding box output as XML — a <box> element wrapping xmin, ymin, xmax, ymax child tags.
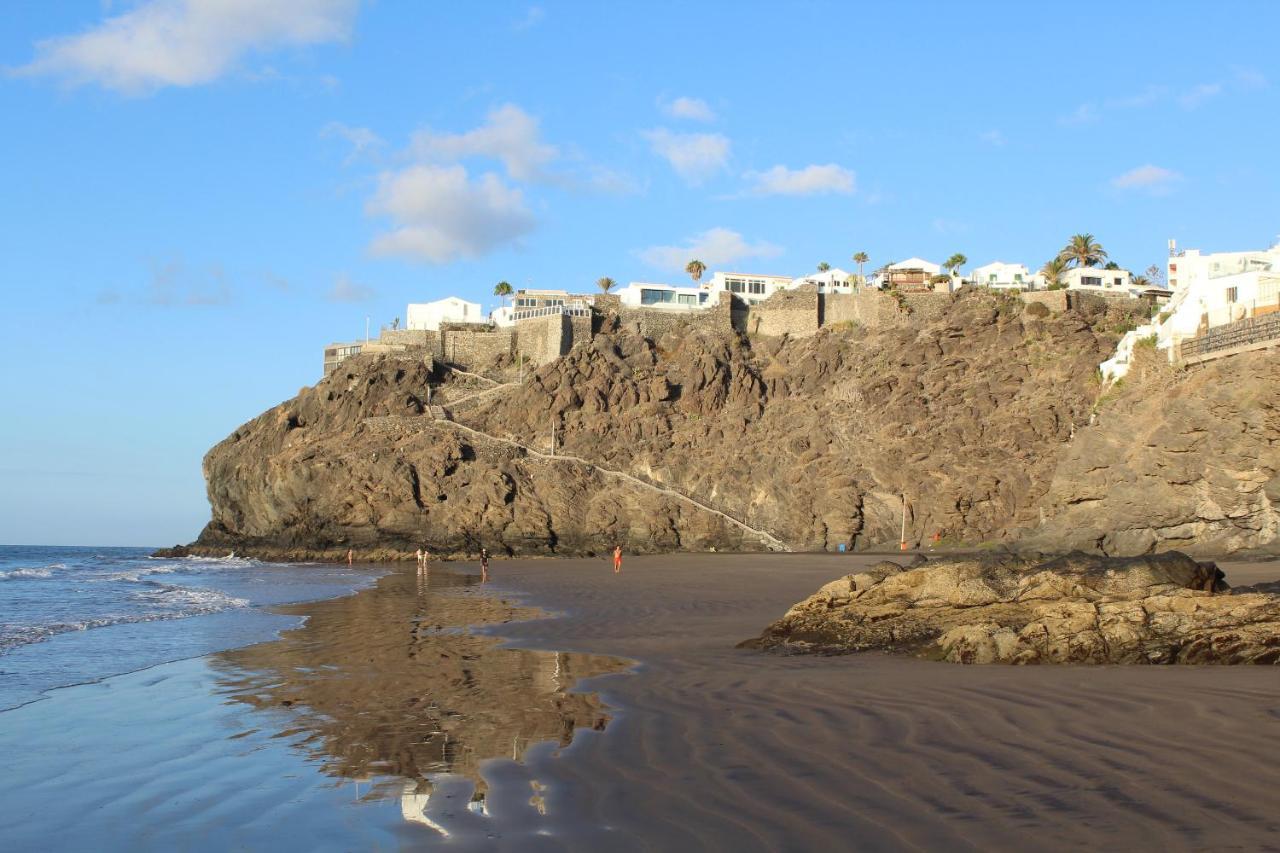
<box><xmin>0</xmin><ymin>544</ymin><xmax>384</xmax><ymax>711</ymax></box>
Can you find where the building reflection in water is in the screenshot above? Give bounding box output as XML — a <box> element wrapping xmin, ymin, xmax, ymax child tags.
<box><xmin>210</xmin><ymin>567</ymin><xmax>629</xmax><ymax>828</ymax></box>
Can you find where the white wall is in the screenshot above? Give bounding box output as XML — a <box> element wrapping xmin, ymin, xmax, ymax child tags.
<box><xmin>618</xmin><ymin>282</ymin><xmax>713</xmax><ymax>309</ymax></box>
<box><xmin>972</xmin><ymin>261</ymin><xmax>1034</xmax><ymax>289</ymax></box>
<box><xmin>707</xmin><ymin>272</ymin><xmax>792</xmax><ymax>304</ymax></box>
<box><xmin>1062</xmin><ymin>267</ymin><xmax>1133</xmax><ymax>295</ymax></box>
<box><xmin>406</xmin><ymin>298</ymin><xmax>482</xmax><ymax>331</ymax></box>
<box><xmin>789</xmin><ymin>268</ymin><xmax>853</xmax><ymax>293</ymax></box>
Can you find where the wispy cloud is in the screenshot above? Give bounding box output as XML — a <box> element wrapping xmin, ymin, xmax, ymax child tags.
<box><xmin>1112</xmin><ymin>163</ymin><xmax>1182</xmax><ymax>195</ymax></box>
<box><xmin>978</xmin><ymin>129</ymin><xmax>1006</xmax><ymax>147</ymax></box>
<box><xmin>366</xmin><ymin>164</ymin><xmax>535</xmax><ymax>264</ymax></box>
<box><xmin>1179</xmin><ymin>82</ymin><xmax>1223</xmax><ymax>109</ymax></box>
<box><xmin>1058</xmin><ymin>102</ymin><xmax>1099</xmax><ymax>126</ymax></box>
<box><xmin>636</xmin><ymin>227</ymin><xmax>781</xmax><ymax>274</ymax></box>
<box><xmin>321</xmin><ymin>122</ymin><xmax>384</xmax><ymax>164</ymax></box>
<box><xmin>740</xmin><ymin>164</ymin><xmax>855</xmax><ymax>196</ymax></box>
<box><xmin>12</xmin><ymin>0</ymin><xmax>360</xmax><ymax>94</ymax></box>
<box><xmin>147</xmin><ymin>259</ymin><xmax>232</xmax><ymax>306</ymax></box>
<box><xmin>642</xmin><ymin>128</ymin><xmax>730</xmax><ymax>185</ymax></box>
<box><xmin>1233</xmin><ymin>66</ymin><xmax>1267</xmax><ymax>89</ymax></box>
<box><xmin>513</xmin><ymin>6</ymin><xmax>545</xmax><ymax>31</ymax></box>
<box><xmin>659</xmin><ymin>95</ymin><xmax>717</xmax><ymax>122</ymax></box>
<box><xmin>327</xmin><ymin>273</ymin><xmax>374</xmax><ymax>303</ymax></box>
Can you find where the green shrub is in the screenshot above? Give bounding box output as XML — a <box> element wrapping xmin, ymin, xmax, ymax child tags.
<box><xmin>1025</xmin><ymin>301</ymin><xmax>1050</xmax><ymax>319</ymax></box>
<box><xmin>1135</xmin><ymin>334</ymin><xmax>1157</xmax><ymax>350</ymax></box>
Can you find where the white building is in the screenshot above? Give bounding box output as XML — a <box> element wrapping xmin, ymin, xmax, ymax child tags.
<box><xmin>788</xmin><ymin>267</ymin><xmax>855</xmax><ymax>294</ymax></box>
<box><xmin>1061</xmin><ymin>266</ymin><xmax>1134</xmax><ymax>296</ymax></box>
<box><xmin>868</xmin><ymin>258</ymin><xmax>944</xmax><ymax>291</ymax></box>
<box><xmin>971</xmin><ymin>261</ymin><xmax>1041</xmax><ymax>290</ymax></box>
<box><xmin>617</xmin><ymin>281</ymin><xmax>714</xmax><ymax>309</ymax></box>
<box><xmin>406</xmin><ymin>296</ymin><xmax>483</xmax><ymax>331</ymax></box>
<box><xmin>705</xmin><ymin>271</ymin><xmax>793</xmax><ymax>305</ymax></box>
<box><xmin>1159</xmin><ymin>239</ymin><xmax>1280</xmax><ymax>347</ymax></box>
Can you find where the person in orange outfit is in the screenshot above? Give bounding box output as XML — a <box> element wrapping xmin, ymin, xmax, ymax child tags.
<box><xmin>612</xmin><ymin>544</ymin><xmax>622</xmax><ymax>574</ymax></box>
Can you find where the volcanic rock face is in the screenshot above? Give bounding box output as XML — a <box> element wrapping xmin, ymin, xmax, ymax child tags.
<box><xmin>744</xmin><ymin>552</ymin><xmax>1280</xmax><ymax>664</ymax></box>
<box><xmin>1020</xmin><ymin>348</ymin><xmax>1280</xmax><ymax>556</ymax></box>
<box><xmin>187</xmin><ymin>290</ymin><xmax>1279</xmax><ymax>558</ymax></box>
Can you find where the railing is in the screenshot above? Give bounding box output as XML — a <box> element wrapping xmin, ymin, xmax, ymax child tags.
<box><xmin>512</xmin><ymin>303</ymin><xmax>592</xmax><ymax>322</ymax></box>
<box><xmin>1179</xmin><ymin>311</ymin><xmax>1280</xmax><ymax>361</ymax></box>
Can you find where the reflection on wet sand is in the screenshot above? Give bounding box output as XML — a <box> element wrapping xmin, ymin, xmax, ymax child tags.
<box><xmin>210</xmin><ymin>567</ymin><xmax>630</xmax><ymax>829</ymax></box>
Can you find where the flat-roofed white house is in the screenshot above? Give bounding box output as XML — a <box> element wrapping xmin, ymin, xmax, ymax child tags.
<box><xmin>1061</xmin><ymin>266</ymin><xmax>1134</xmax><ymax>295</ymax></box>
<box><xmin>618</xmin><ymin>281</ymin><xmax>714</xmax><ymax>310</ymax></box>
<box><xmin>1158</xmin><ymin>239</ymin><xmax>1280</xmax><ymax>348</ymax></box>
<box><xmin>788</xmin><ymin>267</ymin><xmax>854</xmax><ymax>294</ymax></box>
<box><xmin>706</xmin><ymin>271</ymin><xmax>793</xmax><ymax>305</ymax></box>
<box><xmin>972</xmin><ymin>261</ymin><xmax>1041</xmax><ymax>290</ymax></box>
<box><xmin>407</xmin><ymin>296</ymin><xmax>483</xmax><ymax>330</ymax></box>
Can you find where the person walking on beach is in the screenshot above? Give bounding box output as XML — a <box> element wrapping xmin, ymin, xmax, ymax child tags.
<box><xmin>480</xmin><ymin>547</ymin><xmax>490</xmax><ymax>583</ymax></box>
<box><xmin>346</xmin><ymin>548</ymin><xmax>353</xmax><ymax>567</ymax></box>
<box><xmin>421</xmin><ymin>546</ymin><xmax>430</xmax><ymax>572</ymax></box>
<box><xmin>415</xmin><ymin>548</ymin><xmax>423</xmax><ymax>570</ymax></box>
<box><xmin>612</xmin><ymin>544</ymin><xmax>622</xmax><ymax>574</ymax></box>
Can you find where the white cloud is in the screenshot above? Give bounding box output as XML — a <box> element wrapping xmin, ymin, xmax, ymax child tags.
<box><xmin>636</xmin><ymin>227</ymin><xmax>782</xmax><ymax>274</ymax></box>
<box><xmin>147</xmin><ymin>259</ymin><xmax>232</xmax><ymax>306</ymax></box>
<box><xmin>661</xmin><ymin>96</ymin><xmax>716</xmax><ymax>122</ymax></box>
<box><xmin>15</xmin><ymin>0</ymin><xmax>359</xmax><ymax>94</ymax></box>
<box><xmin>642</xmin><ymin>129</ymin><xmax>730</xmax><ymax>184</ymax></box>
<box><xmin>1233</xmin><ymin>67</ymin><xmax>1267</xmax><ymax>89</ymax></box>
<box><xmin>978</xmin><ymin>129</ymin><xmax>1006</xmax><ymax>147</ymax></box>
<box><xmin>1179</xmin><ymin>82</ymin><xmax>1223</xmax><ymax>109</ymax></box>
<box><xmin>321</xmin><ymin>121</ymin><xmax>384</xmax><ymax>164</ymax></box>
<box><xmin>1058</xmin><ymin>102</ymin><xmax>1099</xmax><ymax>126</ymax></box>
<box><xmin>513</xmin><ymin>6</ymin><xmax>545</xmax><ymax>30</ymax></box>
<box><xmin>1111</xmin><ymin>164</ymin><xmax>1182</xmax><ymax>195</ymax></box>
<box><xmin>327</xmin><ymin>273</ymin><xmax>374</xmax><ymax>303</ymax></box>
<box><xmin>365</xmin><ymin>164</ymin><xmax>535</xmax><ymax>264</ymax></box>
<box><xmin>741</xmin><ymin>163</ymin><xmax>855</xmax><ymax>196</ymax></box>
<box><xmin>409</xmin><ymin>103</ymin><xmax>559</xmax><ymax>183</ymax></box>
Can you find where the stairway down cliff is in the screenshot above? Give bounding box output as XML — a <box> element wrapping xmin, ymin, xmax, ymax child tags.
<box><xmin>178</xmin><ymin>291</ymin><xmax>1279</xmax><ymax>559</ymax></box>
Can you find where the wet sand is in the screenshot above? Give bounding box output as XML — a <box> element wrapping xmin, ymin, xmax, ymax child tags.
<box><xmin>478</xmin><ymin>553</ymin><xmax>1280</xmax><ymax>851</ymax></box>
<box><xmin>1</xmin><ymin>554</ymin><xmax>1277</xmax><ymax>851</ymax></box>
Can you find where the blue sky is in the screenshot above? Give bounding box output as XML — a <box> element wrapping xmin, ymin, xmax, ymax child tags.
<box><xmin>1</xmin><ymin>1</ymin><xmax>1277</xmax><ymax>546</ymax></box>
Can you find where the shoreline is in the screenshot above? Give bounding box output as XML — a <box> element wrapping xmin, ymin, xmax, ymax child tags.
<box><xmin>2</xmin><ymin>553</ymin><xmax>1277</xmax><ymax>850</ymax></box>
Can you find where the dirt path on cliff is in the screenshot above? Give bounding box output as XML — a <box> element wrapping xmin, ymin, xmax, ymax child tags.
<box><xmin>468</xmin><ymin>553</ymin><xmax>1280</xmax><ymax>852</ymax></box>
<box><xmin>437</xmin><ymin>418</ymin><xmax>790</xmax><ymax>551</ymax></box>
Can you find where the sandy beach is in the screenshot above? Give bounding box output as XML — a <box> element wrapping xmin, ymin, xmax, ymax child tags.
<box><xmin>2</xmin><ymin>553</ymin><xmax>1277</xmax><ymax>851</ymax></box>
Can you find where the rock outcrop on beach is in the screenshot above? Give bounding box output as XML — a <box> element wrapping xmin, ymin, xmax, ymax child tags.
<box><xmin>743</xmin><ymin>552</ymin><xmax>1280</xmax><ymax>664</ymax></box>
<box><xmin>179</xmin><ymin>289</ymin><xmax>1279</xmax><ymax>559</ymax></box>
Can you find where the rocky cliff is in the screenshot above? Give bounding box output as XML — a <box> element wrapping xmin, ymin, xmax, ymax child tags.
<box><xmin>178</xmin><ymin>290</ymin><xmax>1279</xmax><ymax>559</ymax></box>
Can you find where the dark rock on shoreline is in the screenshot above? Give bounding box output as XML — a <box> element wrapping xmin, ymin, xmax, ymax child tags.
<box><xmin>743</xmin><ymin>552</ymin><xmax>1280</xmax><ymax>664</ymax></box>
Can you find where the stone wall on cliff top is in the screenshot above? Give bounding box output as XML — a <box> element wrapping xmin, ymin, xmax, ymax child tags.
<box><xmin>192</xmin><ymin>289</ymin><xmax>1278</xmax><ymax>558</ymax></box>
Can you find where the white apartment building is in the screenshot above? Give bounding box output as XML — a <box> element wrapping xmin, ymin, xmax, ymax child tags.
<box><xmin>618</xmin><ymin>281</ymin><xmax>714</xmax><ymax>310</ymax></box>
<box><xmin>971</xmin><ymin>261</ymin><xmax>1041</xmax><ymax>290</ymax></box>
<box><xmin>1061</xmin><ymin>266</ymin><xmax>1134</xmax><ymax>295</ymax></box>
<box><xmin>1159</xmin><ymin>239</ymin><xmax>1280</xmax><ymax>346</ymax></box>
<box><xmin>788</xmin><ymin>267</ymin><xmax>855</xmax><ymax>294</ymax></box>
<box><xmin>706</xmin><ymin>271</ymin><xmax>793</xmax><ymax>305</ymax></box>
<box><xmin>406</xmin><ymin>296</ymin><xmax>483</xmax><ymax>330</ymax></box>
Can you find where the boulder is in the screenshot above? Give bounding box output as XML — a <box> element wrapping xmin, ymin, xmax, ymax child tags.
<box><xmin>743</xmin><ymin>552</ymin><xmax>1279</xmax><ymax>665</ymax></box>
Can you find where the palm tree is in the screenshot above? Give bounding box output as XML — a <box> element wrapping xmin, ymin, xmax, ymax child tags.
<box><xmin>596</xmin><ymin>276</ymin><xmax>616</xmax><ymax>294</ymax></box>
<box><xmin>852</xmin><ymin>251</ymin><xmax>869</xmax><ymax>284</ymax></box>
<box><xmin>817</xmin><ymin>261</ymin><xmax>831</xmax><ymax>272</ymax></box>
<box><xmin>685</xmin><ymin>259</ymin><xmax>706</xmax><ymax>284</ymax></box>
<box><xmin>493</xmin><ymin>280</ymin><xmax>513</xmax><ymax>307</ymax></box>
<box><xmin>944</xmin><ymin>253</ymin><xmax>967</xmax><ymax>277</ymax></box>
<box><xmin>1059</xmin><ymin>233</ymin><xmax>1108</xmax><ymax>268</ymax></box>
<box><xmin>1040</xmin><ymin>257</ymin><xmax>1068</xmax><ymax>289</ymax></box>
<box><xmin>1131</xmin><ymin>274</ymin><xmax>1153</xmax><ymax>289</ymax></box>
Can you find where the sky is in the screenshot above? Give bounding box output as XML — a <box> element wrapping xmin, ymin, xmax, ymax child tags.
<box><xmin>1</xmin><ymin>0</ymin><xmax>1278</xmax><ymax>546</ymax></box>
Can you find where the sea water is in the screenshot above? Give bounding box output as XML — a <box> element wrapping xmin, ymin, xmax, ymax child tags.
<box><xmin>0</xmin><ymin>545</ymin><xmax>383</xmax><ymax>710</ymax></box>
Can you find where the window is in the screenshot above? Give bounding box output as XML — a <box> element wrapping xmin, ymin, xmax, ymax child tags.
<box><xmin>1226</xmin><ymin>287</ymin><xmax>1238</xmax><ymax>303</ymax></box>
<box><xmin>678</xmin><ymin>293</ymin><xmax>697</xmax><ymax>305</ymax></box>
<box><xmin>1013</xmin><ymin>273</ymin><xmax>1023</xmax><ymax>282</ymax></box>
<box><xmin>1113</xmin><ymin>277</ymin><xmax>1124</xmax><ymax>287</ymax></box>
<box><xmin>726</xmin><ymin>278</ymin><xmax>745</xmax><ymax>293</ymax></box>
<box><xmin>749</xmin><ymin>279</ymin><xmax>765</xmax><ymax>295</ymax></box>
<box><xmin>1081</xmin><ymin>276</ymin><xmax>1102</xmax><ymax>286</ymax></box>
<box><xmin>640</xmin><ymin>289</ymin><xmax>672</xmax><ymax>305</ymax></box>
<box><xmin>1169</xmin><ymin>263</ymin><xmax>1177</xmax><ymax>273</ymax></box>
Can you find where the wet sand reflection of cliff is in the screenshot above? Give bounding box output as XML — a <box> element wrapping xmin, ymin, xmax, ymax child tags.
<box><xmin>209</xmin><ymin>567</ymin><xmax>630</xmax><ymax>828</ymax></box>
